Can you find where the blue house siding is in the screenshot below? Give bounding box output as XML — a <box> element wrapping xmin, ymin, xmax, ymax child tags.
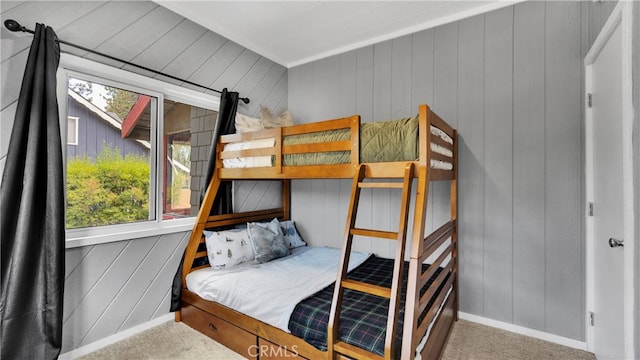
<box><xmin>66</xmin><ymin>94</ymin><xmax>149</xmax><ymax>160</ymax></box>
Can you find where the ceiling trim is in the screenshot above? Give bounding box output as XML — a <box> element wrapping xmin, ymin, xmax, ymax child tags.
<box><xmin>286</xmin><ymin>0</ymin><xmax>526</xmax><ymax>68</ymax></box>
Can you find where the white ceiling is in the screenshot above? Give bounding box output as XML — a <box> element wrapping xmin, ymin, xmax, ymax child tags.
<box><xmin>156</xmin><ymin>1</ymin><xmax>523</xmax><ymax>68</ymax></box>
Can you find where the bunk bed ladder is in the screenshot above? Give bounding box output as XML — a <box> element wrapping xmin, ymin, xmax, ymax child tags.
<box><xmin>328</xmin><ymin>163</ymin><xmax>415</xmax><ymax>360</ymax></box>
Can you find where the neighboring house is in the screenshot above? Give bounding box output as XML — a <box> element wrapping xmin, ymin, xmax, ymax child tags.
<box><xmin>66</xmin><ymin>89</ymin><xmax>149</xmax><ymax>160</ymax></box>
<box><xmin>66</xmin><ymin>89</ymin><xmax>192</xmax><ymax>219</ymax></box>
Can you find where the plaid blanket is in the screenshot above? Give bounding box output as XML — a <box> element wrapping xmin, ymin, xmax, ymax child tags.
<box><xmin>288</xmin><ymin>256</ymin><xmax>446</xmax><ymax>358</ymax></box>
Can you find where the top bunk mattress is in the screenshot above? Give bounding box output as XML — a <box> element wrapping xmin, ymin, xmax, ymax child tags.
<box><xmin>222</xmin><ymin>116</ymin><xmax>454</xmax><ymax>169</ymax></box>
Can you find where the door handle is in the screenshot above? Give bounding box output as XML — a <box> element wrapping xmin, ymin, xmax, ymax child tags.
<box><xmin>609</xmin><ymin>237</ymin><xmax>624</xmax><ymax>248</ymax></box>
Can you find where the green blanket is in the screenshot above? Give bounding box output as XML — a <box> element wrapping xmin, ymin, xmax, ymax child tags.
<box><xmin>283</xmin><ymin>116</ymin><xmax>418</xmax><ymax>165</ymax></box>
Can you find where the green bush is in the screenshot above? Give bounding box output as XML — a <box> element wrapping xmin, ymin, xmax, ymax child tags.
<box><xmin>66</xmin><ymin>145</ymin><xmax>150</xmax><ymax>229</ymax></box>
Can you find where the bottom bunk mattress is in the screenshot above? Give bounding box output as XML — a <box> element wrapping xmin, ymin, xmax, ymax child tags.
<box><xmin>289</xmin><ymin>255</ymin><xmax>446</xmax><ymax>358</ymax></box>
<box><xmin>185</xmin><ymin>246</ymin><xmax>450</xmax><ymax>358</ymax></box>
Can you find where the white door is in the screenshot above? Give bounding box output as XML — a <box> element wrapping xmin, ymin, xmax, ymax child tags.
<box><xmin>585</xmin><ymin>6</ymin><xmax>632</xmax><ymax>359</ymax></box>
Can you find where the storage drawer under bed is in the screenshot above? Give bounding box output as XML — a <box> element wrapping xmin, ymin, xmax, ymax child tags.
<box><xmin>181</xmin><ymin>303</ymin><xmax>257</xmax><ymax>359</ymax></box>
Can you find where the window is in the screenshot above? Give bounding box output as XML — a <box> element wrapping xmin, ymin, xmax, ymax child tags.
<box><xmin>67</xmin><ymin>116</ymin><xmax>78</xmax><ymax>145</ymax></box>
<box><xmin>58</xmin><ymin>55</ymin><xmax>220</xmax><ymax>246</ymax></box>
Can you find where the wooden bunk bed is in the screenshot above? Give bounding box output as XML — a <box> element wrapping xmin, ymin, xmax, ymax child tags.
<box><xmin>176</xmin><ymin>104</ymin><xmax>458</xmax><ymax>360</ymax></box>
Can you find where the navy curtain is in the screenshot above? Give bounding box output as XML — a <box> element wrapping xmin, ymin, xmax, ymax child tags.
<box><xmin>170</xmin><ymin>88</ymin><xmax>239</xmax><ymax>312</ymax></box>
<box><xmin>1</xmin><ymin>24</ymin><xmax>64</xmax><ymax>359</ymax></box>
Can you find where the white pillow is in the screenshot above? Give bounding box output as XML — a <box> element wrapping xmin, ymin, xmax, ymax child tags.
<box><xmin>279</xmin><ymin>220</ymin><xmax>307</xmax><ymax>249</ymax></box>
<box><xmin>248</xmin><ymin>218</ymin><xmax>288</xmax><ymax>263</ymax></box>
<box><xmin>235</xmin><ymin>112</ymin><xmax>263</xmax><ymax>133</ymax></box>
<box><xmin>204</xmin><ymin>228</ymin><xmax>255</xmax><ymax>269</ymax></box>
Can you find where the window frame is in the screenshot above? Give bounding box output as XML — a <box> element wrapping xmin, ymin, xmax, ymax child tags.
<box><xmin>57</xmin><ymin>54</ymin><xmax>220</xmax><ymax>248</ymax></box>
<box><xmin>67</xmin><ymin>116</ymin><xmax>79</xmax><ymax>145</ymax></box>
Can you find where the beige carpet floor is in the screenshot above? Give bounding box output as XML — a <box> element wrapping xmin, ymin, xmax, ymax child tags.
<box><xmin>77</xmin><ymin>319</ymin><xmax>596</xmax><ymax>360</ymax></box>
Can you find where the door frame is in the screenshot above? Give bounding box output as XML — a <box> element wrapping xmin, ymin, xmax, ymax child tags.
<box><xmin>584</xmin><ymin>1</ymin><xmax>635</xmax><ymax>358</ymax></box>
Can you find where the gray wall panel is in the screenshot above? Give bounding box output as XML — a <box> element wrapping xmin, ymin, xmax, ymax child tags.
<box><xmin>0</xmin><ymin>1</ymin><xmax>106</xmax><ymax>62</ymax></box>
<box><xmin>544</xmin><ymin>1</ymin><xmax>583</xmax><ymax>340</ymax></box>
<box><xmin>153</xmin><ymin>31</ymin><xmax>226</xmax><ymax>88</ymax></box>
<box><xmin>634</xmin><ymin>2</ymin><xmax>640</xmax><ymax>354</ymax></box>
<box><xmin>371</xmin><ymin>40</ymin><xmax>393</xmax><ymax>256</ymax></box>
<box><xmin>1</xmin><ymin>0</ymin><xmax>287</xmax><ymax>353</ymax></box>
<box><xmin>410</xmin><ymin>29</ymin><xmax>436</xmax><ymax>236</ymax></box>
<box><xmin>118</xmin><ymin>232</ymin><xmax>189</xmax><ymax>331</ymax></box>
<box><xmin>391</xmin><ymin>37</ymin><xmax>413</xmax><ymax>117</ymax></box>
<box><xmin>456</xmin><ymin>14</ymin><xmax>485</xmax><ymax>318</ymax></box>
<box><xmin>512</xmin><ymin>0</ymin><xmax>546</xmax><ymax>332</ymax></box>
<box><xmin>123</xmin><ymin>19</ymin><xmax>208</xmax><ymax>77</ymax></box>
<box><xmin>287</xmin><ymin>0</ymin><xmax>613</xmax><ymax>341</ymax></box>
<box><xmin>85</xmin><ymin>6</ymin><xmax>183</xmax><ymax>67</ymax></box>
<box><xmin>432</xmin><ymin>22</ymin><xmax>457</xmax><ymax>238</ymax></box>
<box><xmin>482</xmin><ymin>6</ymin><xmax>514</xmax><ymax>323</ymax></box>
<box><xmin>69</xmin><ymin>237</ymin><xmax>158</xmax><ymax>348</ymax></box>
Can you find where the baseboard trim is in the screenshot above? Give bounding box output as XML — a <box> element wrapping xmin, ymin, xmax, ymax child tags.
<box><xmin>458</xmin><ymin>312</ymin><xmax>588</xmax><ymax>351</ymax></box>
<box><xmin>59</xmin><ymin>313</ymin><xmax>174</xmax><ymax>359</ymax></box>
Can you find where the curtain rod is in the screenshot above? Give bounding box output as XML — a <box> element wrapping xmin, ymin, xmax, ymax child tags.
<box><xmin>4</xmin><ymin>19</ymin><xmax>250</xmax><ymax>104</ymax></box>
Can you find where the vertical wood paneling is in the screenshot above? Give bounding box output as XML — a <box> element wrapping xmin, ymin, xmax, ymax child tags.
<box><xmin>339</xmin><ymin>52</ymin><xmax>357</xmax><ymax>116</ymax></box>
<box><xmin>325</xmin><ymin>54</ymin><xmax>342</xmax><ymax>119</ymax></box>
<box><xmin>410</xmin><ymin>29</ymin><xmax>435</xmax><ymax>110</ymax></box>
<box><xmin>456</xmin><ymin>14</ymin><xmax>485</xmax><ymax>317</ymax></box>
<box><xmin>373</xmin><ymin>40</ymin><xmax>393</xmax><ymax>121</ymax></box>
<box><xmin>355</xmin><ymin>46</ymin><xmax>374</xmax><ymax>123</ymax></box>
<box><xmin>323</xmin><ymin>55</ymin><xmax>345</xmax><ymax>245</ymax></box>
<box><xmin>544</xmin><ymin>1</ymin><xmax>583</xmax><ymax>340</ymax></box>
<box><xmin>371</xmin><ymin>40</ymin><xmax>393</xmax><ymax>256</ymax></box>
<box><xmin>483</xmin><ymin>6</ymin><xmax>514</xmax><ymax>323</ymax></box>
<box><xmin>634</xmin><ymin>6</ymin><xmax>640</xmax><ymax>355</ymax></box>
<box><xmin>287</xmin><ymin>1</ymin><xmax>601</xmax><ymax>342</ymax></box>
<box><xmin>353</xmin><ymin>46</ymin><xmax>374</xmax><ymax>253</ymax></box>
<box><xmin>432</xmin><ymin>23</ymin><xmax>457</xmax><ymax>232</ymax></box>
<box><xmin>410</xmin><ymin>29</ymin><xmax>436</xmax><ymax>236</ymax></box>
<box><xmin>391</xmin><ymin>37</ymin><xmax>413</xmax><ymax>118</ymax></box>
<box><xmin>512</xmin><ymin>0</ymin><xmax>546</xmax><ymax>331</ymax></box>
<box><xmin>338</xmin><ymin>52</ymin><xmax>358</xmax><ymax>253</ymax></box>
<box><xmin>386</xmin><ymin>36</ymin><xmax>413</xmax><ymax>257</ymax></box>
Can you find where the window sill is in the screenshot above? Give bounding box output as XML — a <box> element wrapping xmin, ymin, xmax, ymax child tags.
<box><xmin>65</xmin><ymin>218</ymin><xmax>195</xmax><ymax>249</ymax></box>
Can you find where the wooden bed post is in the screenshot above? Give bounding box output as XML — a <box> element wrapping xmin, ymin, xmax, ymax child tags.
<box><xmin>282</xmin><ymin>179</ymin><xmax>291</xmax><ymax>221</ymax></box>
<box><xmin>450</xmin><ymin>129</ymin><xmax>458</xmax><ymax>320</ymax></box>
<box><xmin>182</xmin><ymin>174</ymin><xmax>222</xmax><ymax>285</ymax></box>
<box><xmin>401</xmin><ymin>104</ymin><xmax>431</xmax><ymax>359</ymax></box>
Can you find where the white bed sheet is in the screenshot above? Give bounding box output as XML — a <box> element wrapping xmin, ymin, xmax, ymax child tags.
<box><xmin>186</xmin><ymin>246</ymin><xmax>370</xmax><ymax>333</ymax></box>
